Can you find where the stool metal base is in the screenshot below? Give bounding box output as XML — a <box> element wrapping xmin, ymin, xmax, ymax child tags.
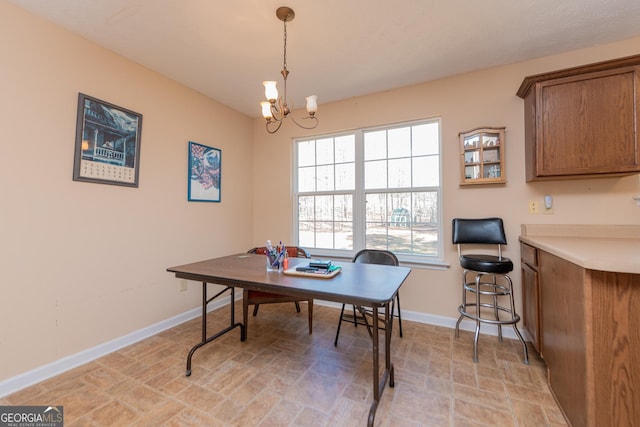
<box><xmin>455</xmin><ymin>270</ymin><xmax>529</xmax><ymax>364</ymax></box>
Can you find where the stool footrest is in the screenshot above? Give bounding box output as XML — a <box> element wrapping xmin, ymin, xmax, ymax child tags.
<box><xmin>463</xmin><ymin>282</ymin><xmax>510</xmax><ymax>296</ymax></box>
<box><xmin>458</xmin><ymin>303</ymin><xmax>521</xmax><ymax>325</ymax></box>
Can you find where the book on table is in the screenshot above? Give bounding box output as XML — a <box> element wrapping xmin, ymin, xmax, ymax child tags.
<box><xmin>285</xmin><ymin>262</ymin><xmax>341</xmax><ymax>278</ymax></box>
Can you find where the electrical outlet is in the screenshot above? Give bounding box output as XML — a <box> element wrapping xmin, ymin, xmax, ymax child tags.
<box><xmin>542</xmin><ymin>205</ymin><xmax>554</xmax><ymax>215</ymax></box>
<box><xmin>528</xmin><ymin>200</ymin><xmax>539</xmax><ymax>214</ymax></box>
<box><xmin>179</xmin><ymin>280</ymin><xmax>188</xmax><ymax>292</ymax></box>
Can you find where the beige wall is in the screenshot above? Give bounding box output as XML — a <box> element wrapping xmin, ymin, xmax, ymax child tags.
<box><xmin>0</xmin><ymin>1</ymin><xmax>254</xmax><ymax>381</ymax></box>
<box><xmin>252</xmin><ymin>37</ymin><xmax>640</xmax><ymax>320</ymax></box>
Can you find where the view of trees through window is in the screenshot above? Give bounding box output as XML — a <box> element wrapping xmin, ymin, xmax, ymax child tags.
<box><xmin>295</xmin><ymin>119</ymin><xmax>441</xmax><ymax>260</ymax></box>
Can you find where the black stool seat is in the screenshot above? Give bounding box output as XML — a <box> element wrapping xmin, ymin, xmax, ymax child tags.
<box><xmin>459</xmin><ymin>254</ymin><xmax>513</xmax><ymax>274</ymax></box>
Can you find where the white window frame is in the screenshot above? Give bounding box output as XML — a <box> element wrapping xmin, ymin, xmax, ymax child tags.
<box><xmin>292</xmin><ymin>118</ymin><xmax>445</xmax><ymax>268</ymax></box>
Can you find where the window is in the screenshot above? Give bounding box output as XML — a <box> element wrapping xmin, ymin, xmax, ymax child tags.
<box><xmin>294</xmin><ymin>118</ymin><xmax>442</xmax><ymax>264</ymax></box>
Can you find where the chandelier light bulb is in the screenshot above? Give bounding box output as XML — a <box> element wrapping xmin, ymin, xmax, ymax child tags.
<box><xmin>263</xmin><ymin>81</ymin><xmax>278</xmax><ymax>102</ymax></box>
<box><xmin>260</xmin><ymin>102</ymin><xmax>273</xmax><ymax>119</ymax></box>
<box><xmin>305</xmin><ymin>95</ymin><xmax>318</xmax><ymax>114</ymax></box>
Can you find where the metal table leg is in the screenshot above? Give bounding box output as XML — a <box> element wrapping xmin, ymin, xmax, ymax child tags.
<box><xmin>185</xmin><ymin>283</ymin><xmax>245</xmax><ymax>376</ymax></box>
<box><xmin>367</xmin><ymin>301</ymin><xmax>395</xmax><ymax>427</ymax></box>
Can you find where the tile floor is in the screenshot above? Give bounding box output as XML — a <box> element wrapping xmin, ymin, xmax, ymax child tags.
<box><xmin>1</xmin><ymin>301</ymin><xmax>567</xmax><ymax>426</ymax></box>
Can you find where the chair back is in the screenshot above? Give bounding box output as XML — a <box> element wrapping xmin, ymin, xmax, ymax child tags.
<box><xmin>352</xmin><ymin>249</ymin><xmax>399</xmax><ymax>266</ymax></box>
<box><xmin>452</xmin><ymin>217</ymin><xmax>507</xmax><ymax>258</ymax></box>
<box><xmin>248</xmin><ymin>246</ymin><xmax>311</xmax><ymax>258</ymax></box>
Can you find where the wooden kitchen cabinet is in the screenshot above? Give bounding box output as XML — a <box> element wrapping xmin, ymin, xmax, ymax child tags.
<box><xmin>539</xmin><ymin>251</ymin><xmax>588</xmax><ymax>427</ymax></box>
<box><xmin>517</xmin><ymin>54</ymin><xmax>640</xmax><ymax>181</ymax></box>
<box><xmin>538</xmin><ymin>250</ymin><xmax>640</xmax><ymax>427</ymax></box>
<box><xmin>519</xmin><ymin>242</ymin><xmax>540</xmax><ymax>354</ymax></box>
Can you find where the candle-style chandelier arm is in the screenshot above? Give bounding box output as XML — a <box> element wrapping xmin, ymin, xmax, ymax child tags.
<box><xmin>259</xmin><ymin>6</ymin><xmax>318</xmax><ymax>134</ymax></box>
<box><xmin>263</xmin><ymin>94</ymin><xmax>317</xmax><ymax>133</ymax></box>
<box><xmin>290</xmin><ymin>113</ymin><xmax>319</xmax><ymax>130</ymax></box>
<box><xmin>265</xmin><ymin>118</ymin><xmax>284</xmax><ymax>134</ymax></box>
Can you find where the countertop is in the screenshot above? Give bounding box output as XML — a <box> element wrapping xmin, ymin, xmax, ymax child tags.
<box><xmin>519</xmin><ymin>224</ymin><xmax>640</xmax><ymax>274</ymax></box>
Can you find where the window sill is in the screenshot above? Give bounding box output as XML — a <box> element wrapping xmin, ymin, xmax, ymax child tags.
<box><xmin>306</xmin><ymin>251</ymin><xmax>450</xmax><ymax>271</ymax></box>
<box><xmin>401</xmin><ymin>259</ymin><xmax>450</xmax><ymax>270</ymax></box>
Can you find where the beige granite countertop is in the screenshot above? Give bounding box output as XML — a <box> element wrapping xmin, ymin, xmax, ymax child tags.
<box><xmin>519</xmin><ymin>224</ymin><xmax>640</xmax><ymax>274</ymax></box>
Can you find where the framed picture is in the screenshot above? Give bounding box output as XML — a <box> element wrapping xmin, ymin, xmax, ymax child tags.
<box><xmin>73</xmin><ymin>93</ymin><xmax>143</xmax><ymax>187</ymax></box>
<box><xmin>188</xmin><ymin>141</ymin><xmax>221</xmax><ymax>202</ymax></box>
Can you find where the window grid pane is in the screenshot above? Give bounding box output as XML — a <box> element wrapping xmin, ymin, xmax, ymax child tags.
<box><xmin>316</xmin><ymin>165</ymin><xmax>335</xmax><ymax>191</ymax></box>
<box><xmin>388</xmin><ymin>127</ymin><xmax>411</xmax><ymax>158</ymax></box>
<box><xmin>335</xmin><ymin>163</ymin><xmax>355</xmax><ymax>190</ymax></box>
<box><xmin>298</xmin><ymin>166</ymin><xmax>316</xmax><ymax>192</ymax></box>
<box><xmin>335</xmin><ymin>135</ymin><xmax>355</xmax><ymax>163</ymax></box>
<box><xmin>298</xmin><ymin>140</ymin><xmax>315</xmax><ymax>166</ymax></box>
<box><xmin>316</xmin><ymin>138</ymin><xmax>334</xmax><ymax>165</ymax></box>
<box><xmin>364</xmin><ymin>130</ymin><xmax>387</xmax><ymax>160</ymax></box>
<box><xmin>364</xmin><ymin>160</ymin><xmax>387</xmax><ymax>189</ymax></box>
<box><xmin>388</xmin><ymin>158</ymin><xmax>411</xmax><ymax>188</ymax></box>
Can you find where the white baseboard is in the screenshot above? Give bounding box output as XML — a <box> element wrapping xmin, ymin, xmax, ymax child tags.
<box><xmin>315</xmin><ymin>300</ymin><xmax>524</xmax><ymax>340</ymax></box>
<box><xmin>1</xmin><ymin>297</ymin><xmax>526</xmax><ymax>398</ymax></box>
<box><xmin>0</xmin><ymin>294</ymin><xmax>238</xmax><ymax>398</ymax></box>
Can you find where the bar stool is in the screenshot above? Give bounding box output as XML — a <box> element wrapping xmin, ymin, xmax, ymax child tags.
<box><xmin>452</xmin><ymin>218</ymin><xmax>528</xmax><ymax>364</ymax></box>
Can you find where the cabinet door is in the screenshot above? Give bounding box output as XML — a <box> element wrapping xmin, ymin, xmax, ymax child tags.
<box><xmin>539</xmin><ymin>251</ymin><xmax>589</xmax><ymax>427</ymax></box>
<box><xmin>521</xmin><ymin>263</ymin><xmax>540</xmax><ymax>354</ymax></box>
<box><xmin>536</xmin><ymin>68</ymin><xmax>640</xmax><ymax>177</ymax></box>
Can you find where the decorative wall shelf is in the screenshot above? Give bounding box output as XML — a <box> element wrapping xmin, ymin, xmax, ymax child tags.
<box><xmin>459</xmin><ymin>127</ymin><xmax>506</xmax><ymax>185</ymax></box>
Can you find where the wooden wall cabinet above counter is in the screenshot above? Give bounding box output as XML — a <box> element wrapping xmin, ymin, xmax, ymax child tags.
<box><xmin>517</xmin><ymin>54</ymin><xmax>640</xmax><ymax>182</ymax></box>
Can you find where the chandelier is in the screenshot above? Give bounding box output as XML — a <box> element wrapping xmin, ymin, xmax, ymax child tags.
<box><xmin>260</xmin><ymin>7</ymin><xmax>318</xmax><ymax>134</ymax></box>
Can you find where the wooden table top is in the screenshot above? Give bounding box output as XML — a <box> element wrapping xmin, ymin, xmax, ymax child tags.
<box><xmin>167</xmin><ymin>253</ymin><xmax>412</xmax><ymax>306</ymax></box>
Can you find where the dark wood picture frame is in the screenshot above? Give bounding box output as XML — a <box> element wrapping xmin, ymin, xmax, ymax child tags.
<box><xmin>73</xmin><ymin>93</ymin><xmax>143</xmax><ymax>187</ymax></box>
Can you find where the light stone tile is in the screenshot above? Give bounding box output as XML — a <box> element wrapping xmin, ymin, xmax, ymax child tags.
<box><xmin>291</xmin><ymin>406</ymin><xmax>329</xmax><ymax>427</ymax></box>
<box><xmin>116</xmin><ymin>384</ymin><xmax>166</xmax><ymax>412</ymax></box>
<box><xmin>510</xmin><ymin>398</ymin><xmax>550</xmax><ymax>427</ymax></box>
<box><xmin>131</xmin><ymin>398</ymin><xmax>185</xmax><ymax>426</ymax></box>
<box><xmin>87</xmin><ymin>400</ymin><xmax>139</xmax><ymax>426</ymax></box>
<box><xmin>453</xmin><ymin>398</ymin><xmax>515</xmax><ymax>427</ymax></box>
<box><xmin>80</xmin><ymin>366</ymin><xmax>127</xmax><ymax>390</ymax></box>
<box><xmin>257</xmin><ymin>398</ymin><xmax>304</xmax><ymax>426</ymax></box>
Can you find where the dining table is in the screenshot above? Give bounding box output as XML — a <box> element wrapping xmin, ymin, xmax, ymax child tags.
<box><xmin>167</xmin><ymin>253</ymin><xmax>411</xmax><ymax>426</ymax></box>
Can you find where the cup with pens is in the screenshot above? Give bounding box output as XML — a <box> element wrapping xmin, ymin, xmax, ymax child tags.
<box><xmin>265</xmin><ymin>240</ymin><xmax>286</xmax><ymax>272</ymax></box>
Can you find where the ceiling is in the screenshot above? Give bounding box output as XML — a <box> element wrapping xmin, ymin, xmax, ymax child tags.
<box><xmin>9</xmin><ymin>0</ymin><xmax>640</xmax><ymax>118</ymax></box>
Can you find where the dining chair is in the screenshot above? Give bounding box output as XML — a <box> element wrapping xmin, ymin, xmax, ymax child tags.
<box><xmin>452</xmin><ymin>217</ymin><xmax>528</xmax><ymax>363</ymax></box>
<box><xmin>243</xmin><ymin>246</ymin><xmax>313</xmax><ymax>335</ymax></box>
<box><xmin>334</xmin><ymin>249</ymin><xmax>403</xmax><ymax>346</ymax></box>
